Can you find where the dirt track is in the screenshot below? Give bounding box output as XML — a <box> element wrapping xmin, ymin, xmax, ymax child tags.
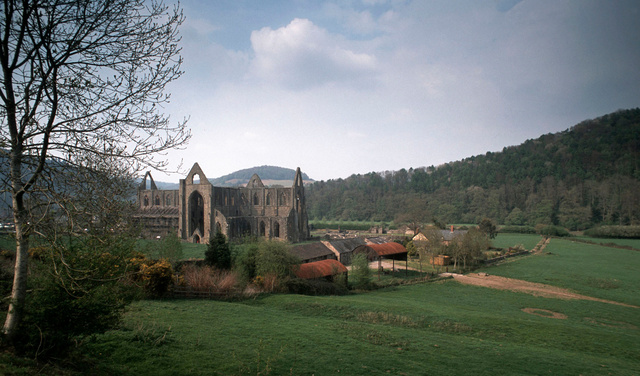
<box><xmin>448</xmin><ymin>273</ymin><xmax>638</xmax><ymax>308</ymax></box>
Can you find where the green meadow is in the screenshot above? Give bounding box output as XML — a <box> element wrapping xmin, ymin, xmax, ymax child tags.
<box><xmin>77</xmin><ymin>237</ymin><xmax>640</xmax><ymax>375</ymax></box>
<box><xmin>491</xmin><ymin>233</ymin><xmax>543</xmax><ymax>251</ymax></box>
<box><xmin>477</xmin><ymin>238</ymin><xmax>640</xmax><ymax>307</ymax></box>
<box><xmin>575</xmin><ymin>236</ymin><xmax>640</xmax><ymax>250</ymax></box>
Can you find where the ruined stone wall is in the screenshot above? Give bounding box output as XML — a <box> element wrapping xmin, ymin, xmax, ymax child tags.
<box><xmin>137</xmin><ymin>164</ymin><xmax>309</xmax><ymax>244</ymax></box>
<box><xmin>138</xmin><ymin>189</ymin><xmax>179</xmax><ymax>210</ymax></box>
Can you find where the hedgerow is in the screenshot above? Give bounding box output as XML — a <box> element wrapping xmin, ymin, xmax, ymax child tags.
<box><xmin>584</xmin><ymin>225</ymin><xmax>640</xmax><ymax>239</ymax></box>
<box><xmin>498</xmin><ymin>225</ymin><xmax>537</xmax><ymax>234</ymax></box>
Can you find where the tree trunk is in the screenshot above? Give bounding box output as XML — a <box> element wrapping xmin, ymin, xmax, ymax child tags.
<box><xmin>3</xmin><ymin>193</ymin><xmax>29</xmax><ymax>342</ymax></box>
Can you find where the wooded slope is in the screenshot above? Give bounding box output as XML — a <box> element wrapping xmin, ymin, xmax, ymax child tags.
<box><xmin>306</xmin><ymin>108</ymin><xmax>640</xmax><ymax>229</ymax></box>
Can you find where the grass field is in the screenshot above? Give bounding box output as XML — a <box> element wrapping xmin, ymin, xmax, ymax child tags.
<box><xmin>477</xmin><ymin>237</ymin><xmax>640</xmax><ymax>307</ymax></box>
<box><xmin>181</xmin><ymin>242</ymin><xmax>207</xmax><ymax>259</ymax></box>
<box><xmin>491</xmin><ymin>233</ymin><xmax>543</xmax><ymax>250</ymax></box>
<box><xmin>77</xmin><ymin>236</ymin><xmax>640</xmax><ymax>375</ymax></box>
<box><xmin>575</xmin><ymin>236</ymin><xmax>640</xmax><ymax>250</ymax></box>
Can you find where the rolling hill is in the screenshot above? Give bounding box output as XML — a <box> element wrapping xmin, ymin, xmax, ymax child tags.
<box><xmin>209</xmin><ymin>165</ymin><xmax>313</xmax><ymax>187</ymax></box>
<box><xmin>305</xmin><ymin>108</ymin><xmax>640</xmax><ymax>229</ymax></box>
<box><xmin>151</xmin><ymin>165</ymin><xmax>313</xmax><ymax>189</ymax></box>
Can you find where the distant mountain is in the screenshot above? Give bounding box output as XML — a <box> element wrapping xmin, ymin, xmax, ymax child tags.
<box><xmin>210</xmin><ymin>165</ymin><xmax>313</xmax><ymax>187</ymax></box>
<box><xmin>306</xmin><ymin>108</ymin><xmax>640</xmax><ymax>229</ymax></box>
<box><xmin>146</xmin><ymin>166</ymin><xmax>313</xmax><ymax>189</ymax></box>
<box><xmin>154</xmin><ymin>181</ymin><xmax>179</xmax><ymax>190</ymax></box>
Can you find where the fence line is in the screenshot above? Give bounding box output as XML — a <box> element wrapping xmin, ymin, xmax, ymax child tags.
<box><xmin>482</xmin><ymin>250</ymin><xmax>530</xmax><ymax>265</ymax></box>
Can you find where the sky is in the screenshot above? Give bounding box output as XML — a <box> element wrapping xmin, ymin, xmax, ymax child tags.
<box><xmin>156</xmin><ymin>0</ymin><xmax>640</xmax><ymax>182</ymax></box>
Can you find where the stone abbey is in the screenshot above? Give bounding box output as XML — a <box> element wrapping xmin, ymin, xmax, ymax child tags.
<box><xmin>135</xmin><ymin>163</ymin><xmax>310</xmax><ymax>243</ymax></box>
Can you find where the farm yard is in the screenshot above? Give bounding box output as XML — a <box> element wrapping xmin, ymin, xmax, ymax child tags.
<box><xmin>67</xmin><ymin>236</ymin><xmax>640</xmax><ymax>375</ymax></box>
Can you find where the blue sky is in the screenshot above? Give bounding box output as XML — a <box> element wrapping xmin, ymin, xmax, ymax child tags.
<box><xmin>158</xmin><ymin>0</ymin><xmax>640</xmax><ymax>182</ymax></box>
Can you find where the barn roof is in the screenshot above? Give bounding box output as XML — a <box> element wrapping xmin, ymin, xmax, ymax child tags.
<box><xmin>323</xmin><ymin>238</ymin><xmax>365</xmax><ymax>254</ymax></box>
<box><xmin>290</xmin><ymin>242</ymin><xmax>335</xmax><ymax>262</ymax></box>
<box><xmin>366</xmin><ymin>242</ymin><xmax>407</xmax><ymax>256</ymax></box>
<box><xmin>354</xmin><ymin>242</ymin><xmax>408</xmax><ymax>259</ymax></box>
<box><xmin>295</xmin><ymin>259</ymin><xmax>348</xmax><ymax>279</ymax></box>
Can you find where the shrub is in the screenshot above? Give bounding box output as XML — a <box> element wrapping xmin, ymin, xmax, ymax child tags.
<box><xmin>510</xmin><ymin>244</ymin><xmax>527</xmax><ymax>253</ymax></box>
<box><xmin>27</xmin><ymin>246</ymin><xmax>49</xmax><ymax>261</ymax></box>
<box><xmin>259</xmin><ymin>273</ymin><xmax>281</xmax><ymax>292</ymax></box>
<box><xmin>139</xmin><ymin>259</ymin><xmax>175</xmax><ymax>297</ymax></box>
<box><xmin>535</xmin><ymin>224</ymin><xmax>570</xmax><ymax>237</ymax></box>
<box><xmin>350</xmin><ymin>253</ymin><xmax>373</xmax><ymax>290</ymax></box>
<box><xmin>181</xmin><ymin>264</ymin><xmax>238</xmax><ymax>293</ymax></box>
<box><xmin>234</xmin><ymin>242</ymin><xmax>260</xmax><ymax>284</ymax></box>
<box><xmin>9</xmin><ymin>236</ymin><xmax>141</xmax><ymax>358</ymax></box>
<box><xmin>254</xmin><ymin>241</ymin><xmax>300</xmax><ymax>281</ymax></box>
<box><xmin>285</xmin><ymin>278</ymin><xmax>349</xmax><ymax>295</ymax></box>
<box><xmin>405</xmin><ymin>241</ymin><xmax>417</xmax><ymax>257</ymax></box>
<box><xmin>584</xmin><ymin>225</ymin><xmax>640</xmax><ymax>239</ymax></box>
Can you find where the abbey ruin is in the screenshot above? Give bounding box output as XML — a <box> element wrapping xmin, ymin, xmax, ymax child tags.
<box><xmin>135</xmin><ymin>163</ymin><xmax>310</xmax><ymax>243</ymax></box>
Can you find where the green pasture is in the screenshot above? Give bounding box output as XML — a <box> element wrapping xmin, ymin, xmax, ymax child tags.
<box><xmin>81</xmin><ymin>237</ymin><xmax>640</xmax><ymax>375</ymax></box>
<box><xmin>491</xmin><ymin>233</ymin><xmax>542</xmax><ymax>250</ymax></box>
<box><xmin>575</xmin><ymin>236</ymin><xmax>640</xmax><ymax>250</ymax></box>
<box><xmin>180</xmin><ymin>242</ymin><xmax>207</xmax><ymax>259</ymax></box>
<box><xmin>478</xmin><ymin>237</ymin><xmax>640</xmax><ymax>307</ymax></box>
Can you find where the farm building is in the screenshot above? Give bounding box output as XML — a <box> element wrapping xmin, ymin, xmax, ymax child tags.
<box><xmin>430</xmin><ymin>254</ymin><xmax>451</xmax><ymax>266</ymax></box>
<box><xmin>412</xmin><ymin>229</ymin><xmax>468</xmax><ymax>245</ymax></box>
<box><xmin>353</xmin><ymin>242</ymin><xmax>408</xmax><ymax>273</ymax></box>
<box><xmin>292</xmin><ymin>238</ymin><xmax>407</xmax><ymax>266</ymax></box>
<box><xmin>290</xmin><ymin>242</ymin><xmax>337</xmax><ymax>264</ymax></box>
<box><xmin>441</xmin><ymin>229</ymin><xmax>467</xmax><ymax>244</ymax></box>
<box><xmin>295</xmin><ymin>259</ymin><xmax>348</xmax><ymax>281</ymax></box>
<box><xmin>322</xmin><ymin>238</ymin><xmax>366</xmax><ymax>265</ymax></box>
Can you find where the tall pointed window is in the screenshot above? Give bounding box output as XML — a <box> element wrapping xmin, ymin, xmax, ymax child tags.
<box><xmin>188</xmin><ymin>191</ymin><xmax>205</xmax><ymax>237</ymax></box>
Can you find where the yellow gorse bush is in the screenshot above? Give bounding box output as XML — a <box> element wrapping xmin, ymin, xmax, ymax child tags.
<box><xmin>139</xmin><ymin>258</ymin><xmax>175</xmax><ymax>296</ymax></box>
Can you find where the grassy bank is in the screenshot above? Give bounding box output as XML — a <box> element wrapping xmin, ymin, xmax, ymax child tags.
<box><xmin>77</xmin><ymin>238</ymin><xmax>640</xmax><ymax>375</ymax></box>
<box><xmin>478</xmin><ymin>237</ymin><xmax>640</xmax><ymax>307</ymax></box>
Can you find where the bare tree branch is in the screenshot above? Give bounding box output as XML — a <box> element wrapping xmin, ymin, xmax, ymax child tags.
<box><xmin>1</xmin><ymin>0</ymin><xmax>189</xmax><ymax>342</ymax></box>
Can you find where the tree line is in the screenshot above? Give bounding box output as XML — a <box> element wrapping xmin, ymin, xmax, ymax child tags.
<box><xmin>306</xmin><ymin>109</ymin><xmax>640</xmax><ymax>230</ymax></box>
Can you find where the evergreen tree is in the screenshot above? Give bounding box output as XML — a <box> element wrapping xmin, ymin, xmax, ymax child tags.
<box><xmin>205</xmin><ymin>231</ymin><xmax>232</xmax><ymax>269</ymax></box>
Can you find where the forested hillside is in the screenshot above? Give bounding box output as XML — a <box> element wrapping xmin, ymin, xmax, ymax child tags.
<box><xmin>306</xmin><ymin>109</ymin><xmax>640</xmax><ymax>230</ymax></box>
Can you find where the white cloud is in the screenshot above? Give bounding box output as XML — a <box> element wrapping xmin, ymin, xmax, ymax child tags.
<box><xmin>248</xmin><ymin>18</ymin><xmax>377</xmax><ymax>90</ymax></box>
<box><xmin>184</xmin><ymin>17</ymin><xmax>220</xmax><ymax>36</ymax></box>
<box><xmin>156</xmin><ymin>1</ymin><xmax>640</xmax><ymax>182</ymax></box>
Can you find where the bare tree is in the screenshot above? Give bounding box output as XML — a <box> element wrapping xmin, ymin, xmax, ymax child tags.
<box><xmin>394</xmin><ymin>196</ymin><xmax>430</xmax><ymax>236</ymax></box>
<box><xmin>0</xmin><ymin>0</ymin><xmax>189</xmax><ymax>341</ymax></box>
<box><xmin>418</xmin><ymin>227</ymin><xmax>444</xmax><ymax>273</ymax></box>
<box><xmin>459</xmin><ymin>228</ymin><xmax>490</xmax><ymax>270</ymax></box>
